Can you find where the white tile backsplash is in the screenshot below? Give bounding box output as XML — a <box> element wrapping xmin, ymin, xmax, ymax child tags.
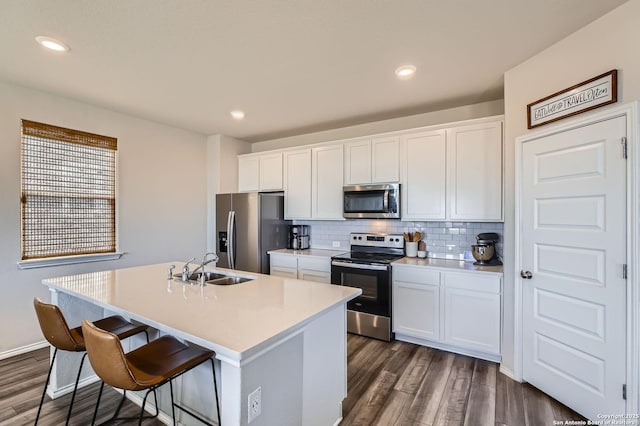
<box><xmin>292</xmin><ymin>219</ymin><xmax>504</xmax><ymax>260</ymax></box>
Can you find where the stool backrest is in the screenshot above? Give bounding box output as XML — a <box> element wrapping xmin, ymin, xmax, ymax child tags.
<box><xmin>33</xmin><ymin>298</ymin><xmax>83</xmax><ymax>351</ymax></box>
<box><xmin>81</xmin><ymin>320</ymin><xmax>140</xmax><ymax>390</ymax></box>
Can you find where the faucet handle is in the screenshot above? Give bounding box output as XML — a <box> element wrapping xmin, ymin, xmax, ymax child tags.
<box><xmin>182</xmin><ymin>257</ymin><xmax>196</xmax><ymax>280</ymax></box>
<box><xmin>167</xmin><ymin>264</ymin><xmax>175</xmax><ymax>279</ymax></box>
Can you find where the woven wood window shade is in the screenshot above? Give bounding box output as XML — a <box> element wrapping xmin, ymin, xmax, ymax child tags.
<box><xmin>20</xmin><ymin>120</ymin><xmax>117</xmax><ymax>260</ymax></box>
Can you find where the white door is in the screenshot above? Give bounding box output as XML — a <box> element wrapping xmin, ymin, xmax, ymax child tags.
<box><xmin>521</xmin><ymin>115</ymin><xmax>627</xmax><ymax>419</ymax></box>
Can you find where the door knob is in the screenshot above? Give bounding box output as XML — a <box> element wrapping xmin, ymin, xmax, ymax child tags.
<box><xmin>521</xmin><ymin>270</ymin><xmax>533</xmax><ymax>279</ymax></box>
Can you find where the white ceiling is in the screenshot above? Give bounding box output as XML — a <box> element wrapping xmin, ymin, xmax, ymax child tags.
<box><xmin>0</xmin><ymin>0</ymin><xmax>627</xmax><ymax>142</ymax></box>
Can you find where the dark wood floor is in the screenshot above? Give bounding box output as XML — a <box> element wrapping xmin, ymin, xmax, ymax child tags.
<box><xmin>0</xmin><ymin>337</ymin><xmax>585</xmax><ymax>425</ymax></box>
<box><xmin>341</xmin><ymin>335</ymin><xmax>586</xmax><ymax>426</ymax></box>
<box><xmin>0</xmin><ymin>348</ymin><xmax>163</xmax><ymax>425</ymax></box>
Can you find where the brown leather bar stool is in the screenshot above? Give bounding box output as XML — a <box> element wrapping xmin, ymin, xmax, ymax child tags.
<box><xmin>82</xmin><ymin>319</ymin><xmax>221</xmax><ymax>426</ymax></box>
<box><xmin>33</xmin><ymin>298</ymin><xmax>149</xmax><ymax>426</ymax></box>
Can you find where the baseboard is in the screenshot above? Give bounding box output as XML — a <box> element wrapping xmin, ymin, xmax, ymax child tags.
<box><xmin>0</xmin><ymin>340</ymin><xmax>49</xmax><ymax>361</ymax></box>
<box><xmin>122</xmin><ymin>390</ymin><xmax>174</xmax><ymax>426</ymax></box>
<box><xmin>499</xmin><ymin>365</ymin><xmax>522</xmax><ymax>382</ymax></box>
<box><xmin>46</xmin><ymin>374</ymin><xmax>101</xmax><ymax>399</ymax></box>
<box><xmin>395</xmin><ymin>333</ymin><xmax>502</xmax><ymax>363</ymax></box>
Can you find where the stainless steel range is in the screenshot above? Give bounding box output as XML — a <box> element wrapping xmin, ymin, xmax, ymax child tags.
<box><xmin>330</xmin><ymin>233</ymin><xmax>404</xmax><ymax>341</ymax></box>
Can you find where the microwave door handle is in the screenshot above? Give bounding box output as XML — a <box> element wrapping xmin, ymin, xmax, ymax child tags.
<box><xmin>383</xmin><ymin>190</ymin><xmax>389</xmax><ymax>213</ymax></box>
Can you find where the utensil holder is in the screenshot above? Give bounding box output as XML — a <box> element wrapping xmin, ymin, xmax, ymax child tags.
<box><xmin>405</xmin><ymin>242</ymin><xmax>418</xmax><ymax>258</ymax></box>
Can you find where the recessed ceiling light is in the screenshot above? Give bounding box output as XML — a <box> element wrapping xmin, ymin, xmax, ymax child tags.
<box><xmin>395</xmin><ymin>65</ymin><xmax>416</xmax><ymax>79</ymax></box>
<box><xmin>230</xmin><ymin>110</ymin><xmax>245</xmax><ymax>120</ymax></box>
<box><xmin>35</xmin><ymin>36</ymin><xmax>70</xmax><ymax>52</ymax></box>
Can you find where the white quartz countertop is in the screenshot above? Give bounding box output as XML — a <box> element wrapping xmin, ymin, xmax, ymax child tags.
<box><xmin>393</xmin><ymin>257</ymin><xmax>503</xmax><ymax>276</ymax></box>
<box><xmin>268</xmin><ymin>248</ymin><xmax>346</xmax><ymax>258</ymax></box>
<box><xmin>42</xmin><ymin>263</ymin><xmax>360</xmax><ymax>361</ymax></box>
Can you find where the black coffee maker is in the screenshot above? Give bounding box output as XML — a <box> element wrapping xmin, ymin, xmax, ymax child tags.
<box><xmin>471</xmin><ymin>232</ymin><xmax>502</xmax><ymax>265</ymax></box>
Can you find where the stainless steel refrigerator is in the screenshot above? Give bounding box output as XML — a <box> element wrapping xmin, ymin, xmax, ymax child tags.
<box><xmin>216</xmin><ymin>192</ymin><xmax>290</xmax><ymax>274</ymax></box>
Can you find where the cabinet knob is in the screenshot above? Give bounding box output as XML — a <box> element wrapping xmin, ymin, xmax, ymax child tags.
<box><xmin>520</xmin><ymin>270</ymin><xmax>533</xmax><ymax>279</ymax></box>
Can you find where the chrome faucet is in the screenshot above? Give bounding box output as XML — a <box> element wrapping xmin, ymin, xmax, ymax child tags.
<box><xmin>181</xmin><ymin>257</ymin><xmax>196</xmax><ymax>281</ymax></box>
<box><xmin>191</xmin><ymin>252</ymin><xmax>219</xmax><ymax>276</ymax></box>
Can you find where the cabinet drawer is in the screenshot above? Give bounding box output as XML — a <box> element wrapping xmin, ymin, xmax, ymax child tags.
<box><xmin>444</xmin><ymin>272</ymin><xmax>501</xmax><ymax>294</ymax></box>
<box><xmin>270</xmin><ymin>255</ymin><xmax>298</xmax><ymax>269</ymax></box>
<box><xmin>298</xmin><ymin>257</ymin><xmax>330</xmax><ymax>273</ymax></box>
<box><xmin>393</xmin><ymin>267</ymin><xmax>440</xmax><ymax>285</ymax></box>
<box><xmin>270</xmin><ymin>267</ymin><xmax>298</xmax><ymax>279</ymax></box>
<box><xmin>299</xmin><ymin>269</ymin><xmax>330</xmax><ymax>283</ymax></box>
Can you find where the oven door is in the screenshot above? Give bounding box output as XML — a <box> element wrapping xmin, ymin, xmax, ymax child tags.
<box><xmin>330</xmin><ymin>260</ymin><xmax>391</xmax><ymax>317</ymax></box>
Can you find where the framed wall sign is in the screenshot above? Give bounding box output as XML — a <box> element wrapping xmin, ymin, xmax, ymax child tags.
<box><xmin>527</xmin><ymin>69</ymin><xmax>617</xmax><ymax>129</ymax></box>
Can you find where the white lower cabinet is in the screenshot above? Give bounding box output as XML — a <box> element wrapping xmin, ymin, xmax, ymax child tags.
<box><xmin>270</xmin><ymin>253</ymin><xmax>331</xmax><ymax>283</ymax></box>
<box><xmin>393</xmin><ymin>266</ymin><xmax>441</xmax><ymax>341</ymax></box>
<box><xmin>392</xmin><ymin>265</ymin><xmax>502</xmax><ymax>361</ymax></box>
<box><xmin>443</xmin><ymin>272</ymin><xmax>501</xmax><ymax>354</ymax></box>
<box><xmin>270</xmin><ymin>254</ymin><xmax>298</xmax><ymax>278</ymax></box>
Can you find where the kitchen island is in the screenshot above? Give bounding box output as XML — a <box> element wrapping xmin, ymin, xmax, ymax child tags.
<box><xmin>42</xmin><ymin>262</ymin><xmax>361</xmax><ymax>426</ymax></box>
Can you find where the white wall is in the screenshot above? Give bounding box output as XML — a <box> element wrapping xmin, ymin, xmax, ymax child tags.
<box><xmin>0</xmin><ymin>81</ymin><xmax>209</xmax><ymax>355</ymax></box>
<box><xmin>502</xmin><ymin>0</ymin><xmax>640</xmax><ymax>374</ymax></box>
<box><xmin>251</xmin><ymin>99</ymin><xmax>504</xmax><ymax>151</ymax></box>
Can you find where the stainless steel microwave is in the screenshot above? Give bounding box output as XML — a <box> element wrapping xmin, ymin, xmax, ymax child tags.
<box><xmin>343</xmin><ymin>183</ymin><xmax>400</xmax><ymax>219</ymax></box>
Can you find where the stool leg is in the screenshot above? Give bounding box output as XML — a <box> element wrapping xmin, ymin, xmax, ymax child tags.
<box><xmin>91</xmin><ymin>381</ymin><xmax>105</xmax><ymax>426</ymax></box>
<box><xmin>64</xmin><ymin>352</ymin><xmax>87</xmax><ymax>426</ymax></box>
<box><xmin>210</xmin><ymin>358</ymin><xmax>221</xmax><ymax>426</ymax></box>
<box><xmin>34</xmin><ymin>347</ymin><xmax>57</xmax><ymax>425</ymax></box>
<box><xmin>169</xmin><ymin>379</ymin><xmax>177</xmax><ymax>426</ymax></box>
<box><xmin>138</xmin><ymin>389</ymin><xmax>150</xmax><ymax>426</ymax></box>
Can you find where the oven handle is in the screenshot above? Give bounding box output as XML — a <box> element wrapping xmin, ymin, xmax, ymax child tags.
<box><xmin>331</xmin><ymin>261</ymin><xmax>388</xmax><ymax>271</ymax></box>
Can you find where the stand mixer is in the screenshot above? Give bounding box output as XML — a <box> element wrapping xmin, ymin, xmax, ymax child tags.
<box><xmin>471</xmin><ymin>232</ymin><xmax>502</xmax><ymax>266</ymax></box>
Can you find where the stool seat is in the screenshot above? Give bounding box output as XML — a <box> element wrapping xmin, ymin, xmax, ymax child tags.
<box><xmin>91</xmin><ymin>333</ymin><xmax>213</xmax><ymax>390</ymax></box>
<box><xmin>83</xmin><ymin>320</ymin><xmax>220</xmax><ymax>425</ymax></box>
<box><xmin>33</xmin><ymin>298</ymin><xmax>149</xmax><ymax>426</ymax></box>
<box><xmin>35</xmin><ymin>298</ymin><xmax>148</xmax><ymax>352</ymax></box>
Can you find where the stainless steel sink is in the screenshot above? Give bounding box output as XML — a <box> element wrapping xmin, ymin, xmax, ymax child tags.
<box><xmin>206</xmin><ymin>276</ymin><xmax>252</xmax><ymax>285</ymax></box>
<box><xmin>173</xmin><ymin>271</ymin><xmax>252</xmax><ymax>285</ymax></box>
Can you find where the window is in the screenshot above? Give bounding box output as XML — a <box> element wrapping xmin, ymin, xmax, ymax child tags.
<box><xmin>20</xmin><ymin>120</ymin><xmax>117</xmax><ymax>261</ymax></box>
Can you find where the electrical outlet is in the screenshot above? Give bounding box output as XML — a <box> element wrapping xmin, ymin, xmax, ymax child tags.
<box><xmin>248</xmin><ymin>386</ymin><xmax>261</xmax><ymax>423</ymax></box>
<box><xmin>332</xmin><ymin>241</ymin><xmax>340</xmax><ymax>247</ymax></box>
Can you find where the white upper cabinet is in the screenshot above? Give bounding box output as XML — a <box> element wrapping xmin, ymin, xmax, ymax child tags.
<box><xmin>447</xmin><ymin>121</ymin><xmax>503</xmax><ymax>221</ymax></box>
<box><xmin>399</xmin><ymin>118</ymin><xmax>503</xmax><ymax>222</ymax></box>
<box><xmin>371</xmin><ymin>136</ymin><xmax>400</xmax><ymax>183</ymax></box>
<box><xmin>344</xmin><ymin>136</ymin><xmax>399</xmax><ymax>185</ymax></box>
<box><xmin>259</xmin><ymin>153</ymin><xmax>284</xmax><ymax>191</ymax></box>
<box><xmin>238</xmin><ymin>116</ymin><xmax>503</xmax><ymax>221</ymax></box>
<box><xmin>238</xmin><ymin>155</ymin><xmax>260</xmax><ymax>192</ymax></box>
<box><xmin>312</xmin><ymin>144</ymin><xmax>344</xmax><ymax>220</ymax></box>
<box><xmin>284</xmin><ymin>149</ymin><xmax>312</xmax><ymax>219</ymax></box>
<box><xmin>344</xmin><ymin>139</ymin><xmax>371</xmax><ymax>184</ymax></box>
<box><xmin>238</xmin><ymin>152</ymin><xmax>284</xmax><ymax>192</ymax></box>
<box><xmin>401</xmin><ymin>130</ymin><xmax>447</xmax><ymax>220</ymax></box>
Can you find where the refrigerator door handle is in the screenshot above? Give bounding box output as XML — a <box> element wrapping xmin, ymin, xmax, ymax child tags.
<box><xmin>227</xmin><ymin>210</ymin><xmax>236</xmax><ymax>269</ymax></box>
